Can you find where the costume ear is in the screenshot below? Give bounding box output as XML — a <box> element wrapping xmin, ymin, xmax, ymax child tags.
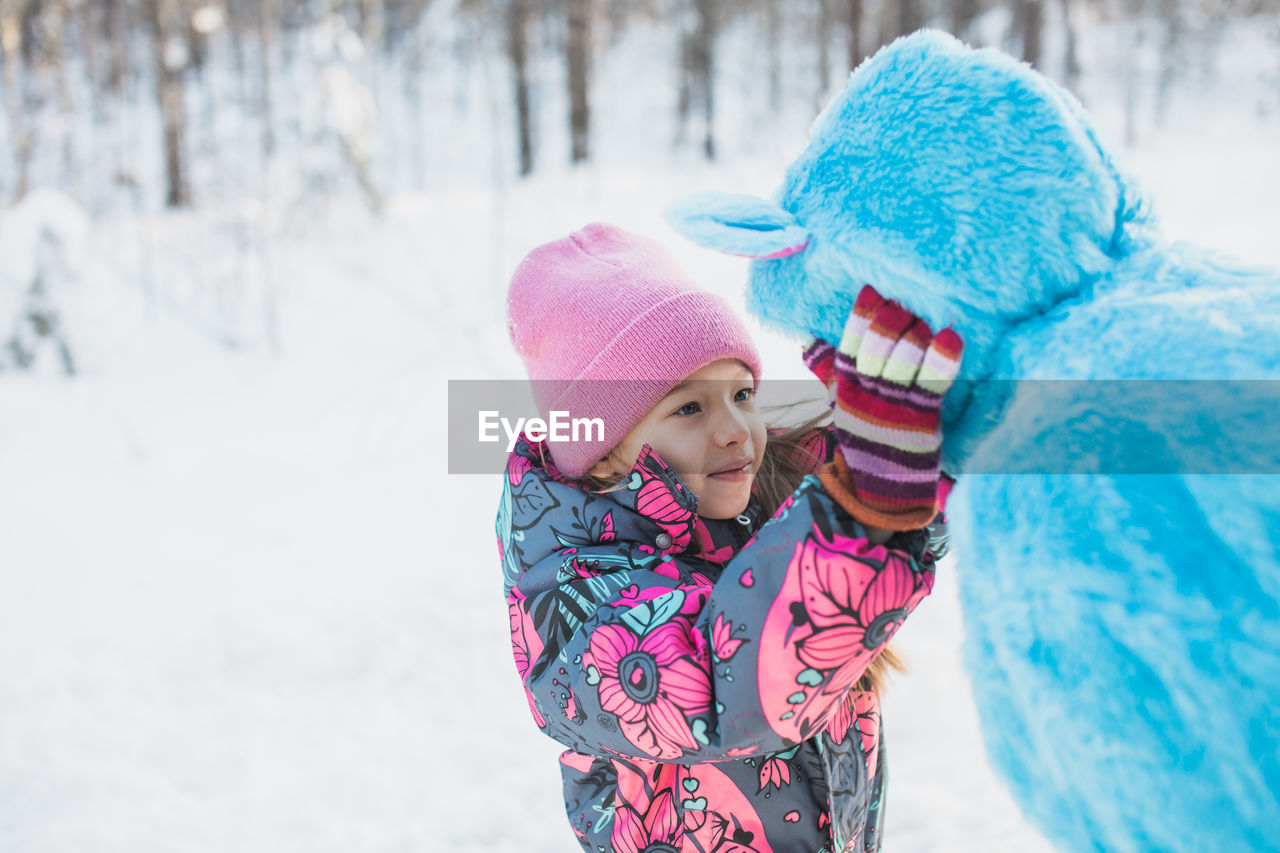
<box><xmin>663</xmin><ymin>191</ymin><xmax>811</xmax><ymax>260</ymax></box>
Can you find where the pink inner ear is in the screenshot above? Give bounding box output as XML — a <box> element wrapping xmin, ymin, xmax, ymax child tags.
<box><xmin>748</xmin><ymin>237</ymin><xmax>810</xmax><ymax>260</ymax></box>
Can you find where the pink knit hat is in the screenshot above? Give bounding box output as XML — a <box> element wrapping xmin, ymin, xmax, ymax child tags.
<box><xmin>506</xmin><ymin>223</ymin><xmax>763</xmax><ymax>479</ymax></box>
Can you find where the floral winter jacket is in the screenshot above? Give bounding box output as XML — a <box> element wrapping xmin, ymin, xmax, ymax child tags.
<box><xmin>496</xmin><ymin>426</ymin><xmax>945</xmax><ymax>853</ymax></box>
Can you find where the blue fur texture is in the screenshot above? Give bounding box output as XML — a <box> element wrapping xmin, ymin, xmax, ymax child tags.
<box><xmin>665</xmin><ymin>29</ymin><xmax>1280</xmax><ymax>853</ymax></box>
<box><xmin>663</xmin><ymin>191</ymin><xmax>811</xmax><ymax>258</ymax></box>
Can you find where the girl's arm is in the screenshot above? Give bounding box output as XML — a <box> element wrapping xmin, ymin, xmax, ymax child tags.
<box><xmin>505</xmin><ymin>473</ymin><xmax>938</xmax><ymax>763</ymax></box>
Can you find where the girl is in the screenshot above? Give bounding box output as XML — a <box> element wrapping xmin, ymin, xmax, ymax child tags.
<box><xmin>496</xmin><ymin>224</ymin><xmax>961</xmax><ymax>853</ymax></box>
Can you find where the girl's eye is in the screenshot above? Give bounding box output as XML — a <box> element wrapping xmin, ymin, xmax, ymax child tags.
<box><xmin>673</xmin><ymin>386</ymin><xmax>751</xmax><ymax>416</ymax></box>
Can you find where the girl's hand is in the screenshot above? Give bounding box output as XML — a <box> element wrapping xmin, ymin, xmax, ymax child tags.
<box><xmin>801</xmin><ymin>285</ymin><xmax>964</xmax><ymax>531</ymax></box>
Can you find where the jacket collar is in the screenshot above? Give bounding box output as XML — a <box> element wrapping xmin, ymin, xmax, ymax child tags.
<box><xmin>514</xmin><ymin>434</ymin><xmax>759</xmax><ymax>565</ymax></box>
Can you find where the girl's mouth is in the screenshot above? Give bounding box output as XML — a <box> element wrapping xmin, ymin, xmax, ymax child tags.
<box><xmin>708</xmin><ymin>462</ymin><xmax>751</xmax><ymax>482</ymax></box>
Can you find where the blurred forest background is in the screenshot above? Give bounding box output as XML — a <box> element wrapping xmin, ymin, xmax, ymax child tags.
<box><xmin>2</xmin><ymin>0</ymin><xmax>1279</xmax><ymax>368</ymax></box>
<box><xmin>4</xmin><ymin>0</ymin><xmax>1280</xmax><ymax>208</ymax></box>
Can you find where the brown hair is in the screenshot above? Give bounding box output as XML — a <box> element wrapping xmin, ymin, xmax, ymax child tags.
<box><xmin>750</xmin><ymin>401</ymin><xmax>905</xmax><ymax>698</ymax></box>
<box><xmin>575</xmin><ymin>398</ymin><xmax>906</xmax><ymax>697</ymax></box>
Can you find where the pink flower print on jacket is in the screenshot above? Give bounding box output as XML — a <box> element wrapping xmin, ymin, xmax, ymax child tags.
<box><xmin>711</xmin><ymin>612</ymin><xmax>745</xmax><ymax>662</ymax></box>
<box><xmin>826</xmin><ymin>689</ymin><xmax>881</xmax><ymax>781</ymax></box>
<box><xmin>508</xmin><ymin>451</ymin><xmax>532</xmax><ymax>487</ymax></box>
<box><xmin>852</xmin><ymin>691</ymin><xmax>880</xmax><ymax>780</ymax></box>
<box><xmin>611</xmin><ymin>762</ymin><xmax>682</xmax><ymax>853</ymax></box>
<box><xmin>757</xmin><ymin>749</ymin><xmax>796</xmax><ymax>795</ymax></box>
<box><xmin>508</xmin><ymin>588</ymin><xmax>547</xmax><ymax>728</ymax></box>
<box><xmin>585</xmin><ymin>621</ymin><xmax>713</xmax><ymax>760</ymax></box>
<box><xmin>631</xmin><ymin>445</ymin><xmax>699</xmax><ymax>552</ymax></box>
<box><xmin>757</xmin><ymin>524</ymin><xmax>932</xmax><ymax>741</ymax></box>
<box><xmin>683</xmin><ymin>764</ymin><xmax>776</xmax><ymax>853</ymax></box>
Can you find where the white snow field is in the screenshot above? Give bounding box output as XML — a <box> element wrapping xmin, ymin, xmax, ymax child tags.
<box><xmin>2</xmin><ymin>14</ymin><xmax>1279</xmax><ymax>853</ymax></box>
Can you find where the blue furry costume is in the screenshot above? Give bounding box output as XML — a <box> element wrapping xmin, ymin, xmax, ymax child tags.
<box><xmin>666</xmin><ymin>30</ymin><xmax>1280</xmax><ymax>853</ymax></box>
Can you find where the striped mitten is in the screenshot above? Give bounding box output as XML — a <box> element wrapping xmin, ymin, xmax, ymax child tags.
<box><xmin>803</xmin><ymin>285</ymin><xmax>964</xmax><ymax>530</ymax></box>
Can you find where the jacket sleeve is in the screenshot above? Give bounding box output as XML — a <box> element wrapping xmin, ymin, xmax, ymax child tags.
<box><xmin>505</xmin><ymin>474</ymin><xmax>939</xmax><ymax>762</ymax></box>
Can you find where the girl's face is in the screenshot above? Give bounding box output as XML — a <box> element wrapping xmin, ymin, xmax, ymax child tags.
<box><xmin>588</xmin><ymin>358</ymin><xmax>766</xmax><ymax>520</ymax></box>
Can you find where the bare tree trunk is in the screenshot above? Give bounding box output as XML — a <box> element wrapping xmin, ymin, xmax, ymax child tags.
<box><xmin>45</xmin><ymin>0</ymin><xmax>75</xmax><ymax>187</ymax></box>
<box><xmin>186</xmin><ymin>4</ymin><xmax>207</xmax><ymax>75</ymax></box>
<box><xmin>950</xmin><ymin>0</ymin><xmax>979</xmax><ymax>43</ymax></box>
<box><xmin>1061</xmin><ymin>0</ymin><xmax>1081</xmax><ymax>91</ymax></box>
<box><xmin>605</xmin><ymin>0</ymin><xmax>626</xmax><ymax>46</ymax></box>
<box><xmin>104</xmin><ymin>0</ymin><xmax>127</xmax><ymax>96</ymax></box>
<box><xmin>229</xmin><ymin>4</ymin><xmax>247</xmax><ymax>119</ymax></box>
<box><xmin>1155</xmin><ymin>0</ymin><xmax>1183</xmax><ymax>125</ymax></box>
<box><xmin>816</xmin><ymin>0</ymin><xmax>832</xmax><ymax>110</ymax></box>
<box><xmin>1121</xmin><ymin>1</ymin><xmax>1144</xmax><ymax>146</ymax></box>
<box><xmin>847</xmin><ymin>0</ymin><xmax>864</xmax><ymax>71</ymax></box>
<box><xmin>1</xmin><ymin>0</ymin><xmax>33</xmax><ymax>202</ymax></box>
<box><xmin>406</xmin><ymin>3</ymin><xmax>428</xmax><ymax>189</ymax></box>
<box><xmin>148</xmin><ymin>0</ymin><xmax>190</xmax><ymax>207</ymax></box>
<box><xmin>259</xmin><ymin>0</ymin><xmax>275</xmax><ymax>160</ymax></box>
<box><xmin>701</xmin><ymin>2</ymin><xmax>714</xmax><ymax>161</ymax></box>
<box><xmin>896</xmin><ymin>0</ymin><xmax>923</xmax><ymax>39</ymax></box>
<box><xmin>256</xmin><ymin>0</ymin><xmax>280</xmax><ymax>353</ymax></box>
<box><xmin>765</xmin><ymin>0</ymin><xmax>781</xmax><ymax>112</ymax></box>
<box><xmin>507</xmin><ymin>0</ymin><xmax>533</xmax><ymax>175</ymax></box>
<box><xmin>1014</xmin><ymin>0</ymin><xmax>1043</xmax><ymax>68</ymax></box>
<box><xmin>6</xmin><ymin>0</ymin><xmax>81</xmax><ymax>202</ymax></box>
<box><xmin>690</xmin><ymin>0</ymin><xmax>716</xmax><ymax>160</ymax></box>
<box><xmin>565</xmin><ymin>0</ymin><xmax>590</xmax><ymax>164</ymax></box>
<box><xmin>78</xmin><ymin>0</ymin><xmax>100</xmax><ymax>104</ymax></box>
<box><xmin>676</xmin><ymin>23</ymin><xmax>690</xmax><ymax>144</ymax></box>
<box><xmin>362</xmin><ymin>0</ymin><xmax>384</xmax><ymax>54</ymax></box>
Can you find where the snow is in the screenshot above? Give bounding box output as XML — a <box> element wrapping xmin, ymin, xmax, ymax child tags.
<box><xmin>2</xmin><ymin>12</ymin><xmax>1279</xmax><ymax>853</ymax></box>
<box><xmin>0</xmin><ymin>188</ymin><xmax>91</xmax><ymax>302</ymax></box>
<box><xmin>191</xmin><ymin>6</ymin><xmax>227</xmax><ymax>36</ymax></box>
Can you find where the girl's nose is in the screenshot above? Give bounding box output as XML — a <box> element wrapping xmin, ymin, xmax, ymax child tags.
<box><xmin>713</xmin><ymin>404</ymin><xmax>751</xmax><ymax>446</ymax></box>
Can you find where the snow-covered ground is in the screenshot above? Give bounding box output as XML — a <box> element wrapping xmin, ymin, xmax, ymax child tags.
<box><xmin>2</xmin><ymin>14</ymin><xmax>1279</xmax><ymax>853</ymax></box>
